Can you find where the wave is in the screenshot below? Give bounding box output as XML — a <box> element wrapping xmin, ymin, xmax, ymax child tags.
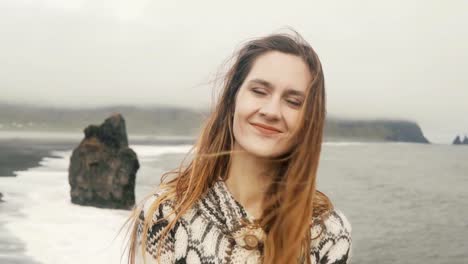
<box><xmin>1</xmin><ymin>144</ymin><xmax>190</xmax><ymax>264</ymax></box>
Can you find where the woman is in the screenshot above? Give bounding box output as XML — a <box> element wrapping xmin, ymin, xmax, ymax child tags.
<box><xmin>125</xmin><ymin>29</ymin><xmax>352</xmax><ymax>264</ymax></box>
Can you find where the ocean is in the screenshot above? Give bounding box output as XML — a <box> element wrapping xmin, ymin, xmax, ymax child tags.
<box><xmin>0</xmin><ymin>142</ymin><xmax>467</xmax><ymax>264</ymax></box>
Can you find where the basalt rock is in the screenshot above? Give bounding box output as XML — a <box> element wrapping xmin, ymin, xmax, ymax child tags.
<box><xmin>68</xmin><ymin>114</ymin><xmax>139</xmax><ymax>209</ymax></box>
<box><xmin>453</xmin><ymin>135</ymin><xmax>462</xmax><ymax>145</ymax></box>
<box><xmin>462</xmin><ymin>136</ymin><xmax>468</xmax><ymax>145</ymax></box>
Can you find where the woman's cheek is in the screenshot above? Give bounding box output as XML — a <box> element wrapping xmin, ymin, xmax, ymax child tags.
<box><xmin>284</xmin><ymin>113</ymin><xmax>302</xmax><ymax>142</ymax></box>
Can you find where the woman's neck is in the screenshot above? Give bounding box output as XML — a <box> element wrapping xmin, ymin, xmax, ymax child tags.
<box><xmin>224</xmin><ymin>143</ymin><xmax>274</xmax><ymax>219</ymax></box>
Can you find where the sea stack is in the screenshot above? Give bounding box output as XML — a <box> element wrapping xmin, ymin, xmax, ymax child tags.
<box><xmin>453</xmin><ymin>135</ymin><xmax>462</xmax><ymax>145</ymax></box>
<box><xmin>68</xmin><ymin>114</ymin><xmax>139</xmax><ymax>209</ymax></box>
<box><xmin>462</xmin><ymin>135</ymin><xmax>468</xmax><ymax>145</ymax></box>
<box><xmin>452</xmin><ymin>135</ymin><xmax>468</xmax><ymax>145</ymax></box>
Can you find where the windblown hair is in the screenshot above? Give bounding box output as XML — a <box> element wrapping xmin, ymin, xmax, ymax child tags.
<box><xmin>123</xmin><ymin>28</ymin><xmax>333</xmax><ymax>264</ymax></box>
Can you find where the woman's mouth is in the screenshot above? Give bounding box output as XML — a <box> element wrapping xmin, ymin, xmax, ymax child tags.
<box><xmin>250</xmin><ymin>123</ymin><xmax>283</xmax><ymax>136</ymax></box>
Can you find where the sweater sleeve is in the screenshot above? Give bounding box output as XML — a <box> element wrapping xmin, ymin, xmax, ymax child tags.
<box><xmin>135</xmin><ymin>193</ymin><xmax>177</xmax><ymax>264</ymax></box>
<box><xmin>310</xmin><ymin>210</ymin><xmax>352</xmax><ymax>264</ymax></box>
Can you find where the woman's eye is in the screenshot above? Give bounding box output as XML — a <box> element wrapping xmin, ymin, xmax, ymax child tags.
<box><xmin>251</xmin><ymin>88</ymin><xmax>266</xmax><ymax>95</ymax></box>
<box><xmin>287</xmin><ymin>99</ymin><xmax>302</xmax><ymax>107</ymax></box>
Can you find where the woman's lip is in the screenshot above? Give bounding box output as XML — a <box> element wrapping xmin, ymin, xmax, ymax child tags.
<box><xmin>250</xmin><ymin>123</ymin><xmax>283</xmax><ymax>135</ymax></box>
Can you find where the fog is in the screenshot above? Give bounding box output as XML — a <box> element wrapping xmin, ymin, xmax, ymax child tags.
<box><xmin>1</xmin><ymin>0</ymin><xmax>467</xmax><ymax>143</ymax></box>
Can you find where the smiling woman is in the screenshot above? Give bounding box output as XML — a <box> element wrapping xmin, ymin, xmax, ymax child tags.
<box><xmin>232</xmin><ymin>51</ymin><xmax>311</xmax><ymax>159</ymax></box>
<box><xmin>123</xmin><ymin>29</ymin><xmax>352</xmax><ymax>264</ymax></box>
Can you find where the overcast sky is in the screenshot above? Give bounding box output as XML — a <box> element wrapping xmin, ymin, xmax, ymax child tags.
<box><xmin>0</xmin><ymin>0</ymin><xmax>467</xmax><ymax>143</ymax></box>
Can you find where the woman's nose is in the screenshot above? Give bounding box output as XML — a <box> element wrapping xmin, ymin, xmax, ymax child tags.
<box><xmin>258</xmin><ymin>98</ymin><xmax>281</xmax><ymax>120</ymax></box>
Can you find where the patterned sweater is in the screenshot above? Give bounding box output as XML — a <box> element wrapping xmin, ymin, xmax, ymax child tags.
<box><xmin>135</xmin><ymin>180</ymin><xmax>352</xmax><ymax>263</ymax></box>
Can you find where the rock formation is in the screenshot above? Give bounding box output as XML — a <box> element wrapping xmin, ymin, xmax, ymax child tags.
<box><xmin>68</xmin><ymin>114</ymin><xmax>139</xmax><ymax>209</ymax></box>
<box><xmin>462</xmin><ymin>136</ymin><xmax>468</xmax><ymax>144</ymax></box>
<box><xmin>452</xmin><ymin>135</ymin><xmax>468</xmax><ymax>145</ymax></box>
<box><xmin>1</xmin><ymin>102</ymin><xmax>436</xmax><ymax>143</ymax></box>
<box><xmin>325</xmin><ymin>119</ymin><xmax>430</xmax><ymax>143</ymax></box>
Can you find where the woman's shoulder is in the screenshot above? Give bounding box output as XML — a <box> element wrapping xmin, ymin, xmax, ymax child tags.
<box><xmin>310</xmin><ymin>209</ymin><xmax>352</xmax><ymax>263</ymax></box>
<box><xmin>138</xmin><ymin>187</ymin><xmax>176</xmax><ymax>223</ymax></box>
<box><xmin>135</xmin><ymin>188</ymin><xmax>178</xmax><ymax>262</ymax></box>
<box><xmin>319</xmin><ymin>209</ymin><xmax>352</xmax><ymax>236</ymax></box>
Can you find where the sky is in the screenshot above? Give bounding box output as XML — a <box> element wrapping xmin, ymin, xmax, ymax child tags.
<box><xmin>0</xmin><ymin>0</ymin><xmax>467</xmax><ymax>143</ymax></box>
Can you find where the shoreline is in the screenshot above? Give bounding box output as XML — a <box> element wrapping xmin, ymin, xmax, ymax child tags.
<box><xmin>0</xmin><ymin>138</ymin><xmax>63</xmax><ymax>264</ymax></box>
<box><xmin>0</xmin><ymin>136</ymin><xmax>195</xmax><ymax>178</ymax></box>
<box><xmin>0</xmin><ymin>138</ymin><xmax>77</xmax><ymax>177</ymax></box>
<box><xmin>0</xmin><ymin>219</ymin><xmax>42</xmax><ymax>264</ymax></box>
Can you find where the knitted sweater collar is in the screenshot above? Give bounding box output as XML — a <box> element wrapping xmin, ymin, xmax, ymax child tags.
<box><xmin>194</xmin><ymin>180</ymin><xmax>258</xmax><ymax>235</ymax></box>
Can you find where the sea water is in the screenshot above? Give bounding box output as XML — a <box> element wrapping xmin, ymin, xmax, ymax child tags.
<box><xmin>0</xmin><ymin>145</ymin><xmax>192</xmax><ymax>264</ymax></box>
<box><xmin>1</xmin><ymin>142</ymin><xmax>467</xmax><ymax>264</ymax></box>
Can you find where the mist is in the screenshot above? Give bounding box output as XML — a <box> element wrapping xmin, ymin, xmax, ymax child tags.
<box><xmin>0</xmin><ymin>0</ymin><xmax>467</xmax><ymax>143</ymax></box>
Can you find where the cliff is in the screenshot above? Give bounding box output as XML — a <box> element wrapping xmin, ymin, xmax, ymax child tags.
<box><xmin>325</xmin><ymin>118</ymin><xmax>430</xmax><ymax>143</ymax></box>
<box><xmin>0</xmin><ymin>103</ymin><xmax>430</xmax><ymax>143</ymax></box>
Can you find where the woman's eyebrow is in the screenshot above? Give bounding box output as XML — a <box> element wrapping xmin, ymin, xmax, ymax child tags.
<box><xmin>248</xmin><ymin>78</ymin><xmax>305</xmax><ymax>97</ymax></box>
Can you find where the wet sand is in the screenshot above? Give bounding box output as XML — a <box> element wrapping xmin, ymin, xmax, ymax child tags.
<box><xmin>0</xmin><ymin>135</ymin><xmax>195</xmax><ymax>263</ymax></box>
<box><xmin>0</xmin><ymin>138</ymin><xmax>77</xmax><ymax>177</ymax></box>
<box><xmin>0</xmin><ymin>138</ymin><xmax>77</xmax><ymax>264</ymax></box>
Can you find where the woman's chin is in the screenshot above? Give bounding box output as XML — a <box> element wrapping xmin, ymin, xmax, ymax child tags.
<box><xmin>245</xmin><ymin>147</ymin><xmax>283</xmax><ymax>159</ymax></box>
<box><xmin>233</xmin><ymin>138</ymin><xmax>287</xmax><ymax>158</ymax></box>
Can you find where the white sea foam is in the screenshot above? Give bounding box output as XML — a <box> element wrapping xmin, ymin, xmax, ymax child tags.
<box><xmin>323</xmin><ymin>141</ymin><xmax>367</xmax><ymax>146</ymax></box>
<box><xmin>130</xmin><ymin>144</ymin><xmax>193</xmax><ymax>162</ymax></box>
<box><xmin>0</xmin><ymin>144</ymin><xmax>192</xmax><ymax>264</ymax></box>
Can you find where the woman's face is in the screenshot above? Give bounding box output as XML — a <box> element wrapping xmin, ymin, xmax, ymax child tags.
<box><xmin>232</xmin><ymin>51</ymin><xmax>312</xmax><ymax>158</ymax></box>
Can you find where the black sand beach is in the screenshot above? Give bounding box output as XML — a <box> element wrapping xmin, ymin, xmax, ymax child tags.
<box><xmin>0</xmin><ymin>139</ymin><xmax>77</xmax><ymax>177</ymax></box>
<box><xmin>0</xmin><ymin>135</ymin><xmax>194</xmax><ymax>177</ymax></box>
<box><xmin>0</xmin><ymin>135</ymin><xmax>192</xmax><ymax>264</ymax></box>
<box><xmin>0</xmin><ymin>138</ymin><xmax>78</xmax><ymax>264</ymax></box>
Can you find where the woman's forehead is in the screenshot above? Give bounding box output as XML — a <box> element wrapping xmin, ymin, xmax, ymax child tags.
<box><xmin>245</xmin><ymin>51</ymin><xmax>312</xmax><ymax>94</ymax></box>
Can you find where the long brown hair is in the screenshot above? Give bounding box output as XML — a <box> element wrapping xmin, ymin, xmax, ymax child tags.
<box><xmin>123</xmin><ymin>28</ymin><xmax>333</xmax><ymax>264</ymax></box>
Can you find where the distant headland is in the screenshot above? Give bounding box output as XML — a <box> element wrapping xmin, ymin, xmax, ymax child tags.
<box><xmin>452</xmin><ymin>135</ymin><xmax>468</xmax><ymax>145</ymax></box>
<box><xmin>324</xmin><ymin>118</ymin><xmax>430</xmax><ymax>143</ymax></box>
<box><xmin>0</xmin><ymin>102</ymin><xmax>430</xmax><ymax>144</ymax></box>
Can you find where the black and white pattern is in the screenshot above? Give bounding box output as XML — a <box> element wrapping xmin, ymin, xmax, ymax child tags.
<box><xmin>136</xmin><ymin>180</ymin><xmax>352</xmax><ymax>263</ymax></box>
